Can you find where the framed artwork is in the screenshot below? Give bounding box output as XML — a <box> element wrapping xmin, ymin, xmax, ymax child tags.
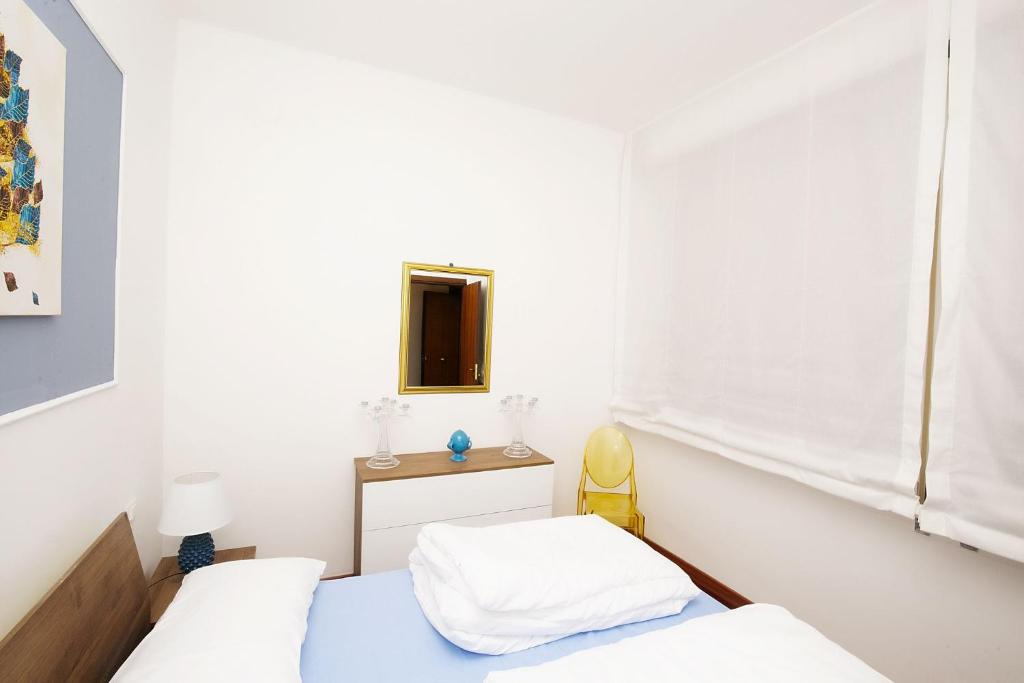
<box><xmin>0</xmin><ymin>0</ymin><xmax>121</xmax><ymax>421</ymax></box>
<box><xmin>0</xmin><ymin>0</ymin><xmax>65</xmax><ymax>315</ymax></box>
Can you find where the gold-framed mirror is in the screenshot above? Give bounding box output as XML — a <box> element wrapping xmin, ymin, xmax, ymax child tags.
<box><xmin>399</xmin><ymin>262</ymin><xmax>493</xmax><ymax>394</ymax></box>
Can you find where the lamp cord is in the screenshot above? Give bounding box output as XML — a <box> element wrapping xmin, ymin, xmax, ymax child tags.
<box><xmin>147</xmin><ymin>571</ymin><xmax>185</xmax><ymax>589</ymax></box>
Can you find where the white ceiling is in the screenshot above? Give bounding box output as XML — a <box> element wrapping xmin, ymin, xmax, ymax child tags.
<box><xmin>176</xmin><ymin>0</ymin><xmax>876</xmax><ymax>132</ymax></box>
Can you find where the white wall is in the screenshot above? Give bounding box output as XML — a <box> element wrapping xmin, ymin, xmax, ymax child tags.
<box><xmin>162</xmin><ymin>22</ymin><xmax>623</xmax><ymax>572</ymax></box>
<box><xmin>629</xmin><ymin>428</ymin><xmax>1024</xmax><ymax>682</ymax></box>
<box><xmin>0</xmin><ymin>0</ymin><xmax>175</xmax><ymax>636</ymax></box>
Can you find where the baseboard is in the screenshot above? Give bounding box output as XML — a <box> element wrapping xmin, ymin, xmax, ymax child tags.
<box><xmin>644</xmin><ymin>537</ymin><xmax>752</xmax><ymax>609</ymax></box>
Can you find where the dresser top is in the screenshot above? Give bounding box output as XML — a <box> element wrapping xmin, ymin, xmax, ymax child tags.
<box><xmin>355</xmin><ymin>446</ymin><xmax>553</xmax><ymax>483</ymax></box>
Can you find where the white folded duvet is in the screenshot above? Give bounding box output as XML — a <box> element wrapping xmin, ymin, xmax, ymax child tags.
<box><xmin>483</xmin><ymin>604</ymin><xmax>891</xmax><ymax>683</ymax></box>
<box><xmin>410</xmin><ymin>515</ymin><xmax>699</xmax><ymax>654</ymax></box>
<box><xmin>411</xmin><ymin>550</ymin><xmax>689</xmax><ymax>654</ymax></box>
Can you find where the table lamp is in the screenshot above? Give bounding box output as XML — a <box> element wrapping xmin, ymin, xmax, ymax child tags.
<box><xmin>158</xmin><ymin>472</ymin><xmax>232</xmax><ymax>573</ymax></box>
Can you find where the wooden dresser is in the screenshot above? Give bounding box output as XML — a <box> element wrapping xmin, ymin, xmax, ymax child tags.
<box><xmin>354</xmin><ymin>446</ymin><xmax>554</xmax><ymax>574</ymax></box>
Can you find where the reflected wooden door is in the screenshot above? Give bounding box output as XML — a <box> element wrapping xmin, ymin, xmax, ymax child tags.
<box><xmin>422</xmin><ymin>291</ymin><xmax>461</xmax><ymax>386</ymax></box>
<box><xmin>459</xmin><ymin>282</ymin><xmax>481</xmax><ymax>385</ymax></box>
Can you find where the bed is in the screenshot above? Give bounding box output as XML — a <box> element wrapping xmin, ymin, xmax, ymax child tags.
<box><xmin>0</xmin><ymin>513</ymin><xmax>727</xmax><ymax>681</ymax></box>
<box><xmin>0</xmin><ymin>513</ymin><xmax>883</xmax><ymax>682</ymax></box>
<box><xmin>300</xmin><ymin>569</ymin><xmax>727</xmax><ymax>682</ymax></box>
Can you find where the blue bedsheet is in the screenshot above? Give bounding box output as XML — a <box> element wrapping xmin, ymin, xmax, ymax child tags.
<box><xmin>300</xmin><ymin>569</ymin><xmax>726</xmax><ymax>682</ymax></box>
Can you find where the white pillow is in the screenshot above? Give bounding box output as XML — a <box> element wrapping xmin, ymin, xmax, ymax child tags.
<box><xmin>112</xmin><ymin>557</ymin><xmax>326</xmax><ymax>683</ymax></box>
<box><xmin>482</xmin><ymin>605</ymin><xmax>890</xmax><ymax>683</ymax></box>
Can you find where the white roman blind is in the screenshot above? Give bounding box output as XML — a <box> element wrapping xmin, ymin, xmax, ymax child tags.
<box><xmin>613</xmin><ymin>0</ymin><xmax>950</xmax><ymax>515</ymax></box>
<box><xmin>919</xmin><ymin>0</ymin><xmax>1024</xmax><ymax>561</ymax></box>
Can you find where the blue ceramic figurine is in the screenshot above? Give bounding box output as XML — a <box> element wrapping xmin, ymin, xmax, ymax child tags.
<box><xmin>448</xmin><ymin>429</ymin><xmax>472</xmax><ymax>462</ymax></box>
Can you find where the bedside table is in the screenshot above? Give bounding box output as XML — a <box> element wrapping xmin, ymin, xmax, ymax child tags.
<box><xmin>148</xmin><ymin>545</ymin><xmax>256</xmax><ymax>624</ymax></box>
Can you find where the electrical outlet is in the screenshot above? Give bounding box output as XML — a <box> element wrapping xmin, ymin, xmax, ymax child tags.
<box><xmin>125</xmin><ymin>499</ymin><xmax>137</xmax><ymax>522</ymax></box>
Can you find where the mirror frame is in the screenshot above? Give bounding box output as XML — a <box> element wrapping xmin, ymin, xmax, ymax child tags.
<box><xmin>398</xmin><ymin>261</ymin><xmax>494</xmax><ymax>394</ymax></box>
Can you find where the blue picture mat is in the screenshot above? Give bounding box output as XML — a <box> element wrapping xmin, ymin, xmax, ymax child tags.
<box><xmin>0</xmin><ymin>0</ymin><xmax>122</xmax><ymax>416</ymax></box>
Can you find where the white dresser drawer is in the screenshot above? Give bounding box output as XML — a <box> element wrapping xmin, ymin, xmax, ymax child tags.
<box><xmin>361</xmin><ymin>505</ymin><xmax>552</xmax><ymax>574</ymax></box>
<box><xmin>362</xmin><ymin>465</ymin><xmax>553</xmax><ymax>531</ymax></box>
<box><xmin>354</xmin><ymin>447</ymin><xmax>556</xmax><ymax>575</ymax></box>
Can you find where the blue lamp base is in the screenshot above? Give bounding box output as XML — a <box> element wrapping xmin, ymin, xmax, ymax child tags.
<box><xmin>177</xmin><ymin>532</ymin><xmax>215</xmax><ymax>573</ymax></box>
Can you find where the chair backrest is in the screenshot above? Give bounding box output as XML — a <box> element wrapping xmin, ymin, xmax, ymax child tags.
<box><xmin>582</xmin><ymin>426</ymin><xmax>635</xmax><ymax>489</ymax></box>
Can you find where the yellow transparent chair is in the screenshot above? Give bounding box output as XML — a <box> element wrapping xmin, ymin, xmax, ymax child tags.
<box><xmin>576</xmin><ymin>426</ymin><xmax>645</xmax><ymax>538</ymax></box>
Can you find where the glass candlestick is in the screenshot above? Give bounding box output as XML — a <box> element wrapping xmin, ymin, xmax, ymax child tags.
<box><xmin>361</xmin><ymin>397</ymin><xmax>410</xmax><ymax>469</ymax></box>
<box><xmin>500</xmin><ymin>394</ymin><xmax>538</xmax><ymax>458</ymax></box>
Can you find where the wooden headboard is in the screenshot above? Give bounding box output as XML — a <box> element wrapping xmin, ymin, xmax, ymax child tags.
<box><xmin>0</xmin><ymin>513</ymin><xmax>150</xmax><ymax>681</ymax></box>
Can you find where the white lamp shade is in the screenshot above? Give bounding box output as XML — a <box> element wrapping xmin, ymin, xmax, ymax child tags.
<box><xmin>158</xmin><ymin>472</ymin><xmax>232</xmax><ymax>537</ymax></box>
